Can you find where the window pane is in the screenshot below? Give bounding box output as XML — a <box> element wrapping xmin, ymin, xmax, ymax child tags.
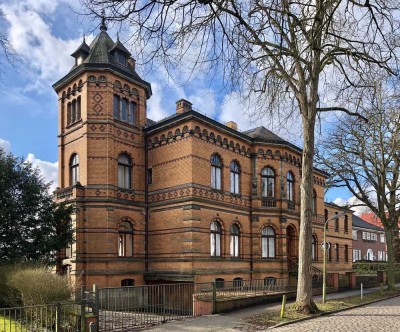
<box><xmin>121</xmin><ymin>99</ymin><xmax>127</xmax><ymax>121</ymax></box>
<box><xmin>129</xmin><ymin>102</ymin><xmax>135</xmax><ymax>125</ymax></box>
<box><xmin>216</xmin><ymin>168</ymin><xmax>221</xmax><ymax>189</ymax></box>
<box><xmin>262</xmin><ymin>238</ymin><xmax>267</xmax><ymax>257</ymax></box>
<box><xmin>211</xmin><ymin>233</ymin><xmax>215</xmax><ymax>256</ymax></box>
<box><xmin>118</xmin><ymin>165</ymin><xmax>124</xmax><ymax>187</ymax></box>
<box><xmin>268</xmin><ymin>178</ymin><xmax>274</xmax><ymax>197</ymax></box>
<box><xmin>235</xmin><ymin>174</ymin><xmax>239</xmax><ymax>194</ymax></box>
<box><xmin>216</xmin><ymin>233</ymin><xmax>221</xmax><ymax>256</ymax></box>
<box><xmin>113</xmin><ymin>95</ymin><xmax>120</xmax><ymax>119</ymax></box>
<box><xmin>230</xmin><ymin>172</ymin><xmax>234</xmax><ymax>192</ymax></box>
<box><xmin>268</xmin><ymin>238</ymin><xmax>275</xmax><ymax>257</ymax></box>
<box><xmin>211</xmin><ymin>167</ymin><xmax>216</xmax><ymax>188</ymax></box>
<box><xmin>261</xmin><ymin>178</ymin><xmax>266</xmax><ymax>196</ymax></box>
<box><xmin>126</xmin><ymin>234</ymin><xmax>133</xmax><ymax>256</ymax></box>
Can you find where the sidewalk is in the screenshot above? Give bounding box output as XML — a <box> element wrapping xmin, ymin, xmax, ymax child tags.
<box><xmin>145</xmin><ymin>284</ymin><xmax>400</xmax><ymax>331</ymax></box>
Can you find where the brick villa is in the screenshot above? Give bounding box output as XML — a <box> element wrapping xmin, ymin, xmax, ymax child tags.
<box><xmin>54</xmin><ymin>22</ymin><xmax>353</xmax><ymax>288</ymax></box>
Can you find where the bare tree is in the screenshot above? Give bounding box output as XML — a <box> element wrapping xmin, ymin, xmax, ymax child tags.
<box><xmin>82</xmin><ymin>0</ymin><xmax>400</xmax><ymax>312</ymax></box>
<box><xmin>317</xmin><ymin>73</ymin><xmax>400</xmax><ymax>290</ymax></box>
<box><xmin>0</xmin><ymin>9</ymin><xmax>17</xmax><ymax>78</ymax></box>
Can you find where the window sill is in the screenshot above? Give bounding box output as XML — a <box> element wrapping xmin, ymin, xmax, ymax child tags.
<box><xmin>66</xmin><ymin>118</ymin><xmax>82</xmax><ymax>129</ymax></box>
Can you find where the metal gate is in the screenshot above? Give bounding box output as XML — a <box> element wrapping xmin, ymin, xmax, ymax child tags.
<box><xmin>96</xmin><ymin>282</ymin><xmax>213</xmax><ymax>331</ymax></box>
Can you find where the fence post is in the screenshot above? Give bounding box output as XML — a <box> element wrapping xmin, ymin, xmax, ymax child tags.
<box><xmin>92</xmin><ymin>284</ymin><xmax>99</xmax><ymax>316</ymax></box>
<box><xmin>212</xmin><ymin>281</ymin><xmax>217</xmax><ymax>314</ymax></box>
<box><xmin>56</xmin><ymin>303</ymin><xmax>61</xmax><ymax>332</ymax></box>
<box><xmin>81</xmin><ymin>300</ymin><xmax>86</xmax><ymax>332</ymax></box>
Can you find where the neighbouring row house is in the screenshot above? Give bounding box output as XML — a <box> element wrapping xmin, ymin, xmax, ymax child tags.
<box><xmin>352</xmin><ymin>215</ymin><xmax>387</xmax><ymax>262</ymax></box>
<box><xmin>54</xmin><ymin>22</ymin><xmax>353</xmax><ymax>288</ymax></box>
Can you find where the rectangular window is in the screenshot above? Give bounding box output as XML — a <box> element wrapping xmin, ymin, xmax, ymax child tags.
<box><xmin>353</xmin><ymin>249</ymin><xmax>361</xmax><ymax>262</ymax></box>
<box><xmin>117</xmin><ymin>53</ymin><xmax>126</xmax><ymax>66</ymax></box>
<box><xmin>147</xmin><ymin>168</ymin><xmax>153</xmax><ymax>184</ymax></box>
<box><xmin>366</xmin><ymin>232</ymin><xmax>371</xmax><ymax>240</ymax></box>
<box><xmin>380</xmin><ymin>234</ymin><xmax>385</xmax><ymax>243</ymax></box>
<box><xmin>335</xmin><ymin>244</ymin><xmax>339</xmax><ymax>262</ymax></box>
<box><xmin>352</xmin><ymin>230</ymin><xmax>358</xmax><ymax>240</ymax></box>
<box><xmin>121</xmin><ymin>99</ymin><xmax>127</xmax><ymax>122</ymax></box>
<box><xmin>344</xmin><ymin>245</ymin><xmax>349</xmax><ymax>262</ymax></box>
<box><xmin>113</xmin><ymin>95</ymin><xmax>120</xmax><ymax>119</ymax></box>
<box><xmin>362</xmin><ymin>231</ymin><xmax>367</xmax><ymax>240</ymax></box>
<box><xmin>128</xmin><ymin>102</ymin><xmax>135</xmax><ymax>125</ymax></box>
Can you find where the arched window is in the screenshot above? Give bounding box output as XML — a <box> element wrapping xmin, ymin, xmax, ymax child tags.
<box><xmin>118</xmin><ymin>154</ymin><xmax>132</xmax><ymax>189</ymax></box>
<box><xmin>366</xmin><ymin>249</ymin><xmax>373</xmax><ymax>261</ymax></box>
<box><xmin>230</xmin><ymin>161</ymin><xmax>240</xmax><ymax>194</ymax></box>
<box><xmin>286</xmin><ymin>172</ymin><xmax>294</xmax><ymax>202</ymax></box>
<box><xmin>261</xmin><ymin>167</ymin><xmax>275</xmax><ymax>197</ymax></box>
<box><xmin>121</xmin><ymin>279</ymin><xmax>135</xmax><ymax>287</ymax></box>
<box><xmin>233</xmin><ymin>277</ymin><xmax>243</xmax><ymax>288</ymax></box>
<box><xmin>261</xmin><ymin>226</ymin><xmax>275</xmax><ymax>258</ymax></box>
<box><xmin>118</xmin><ymin>221</ymin><xmax>133</xmax><ymax>257</ymax></box>
<box><xmin>215</xmin><ymin>278</ymin><xmax>225</xmax><ymax>289</ymax></box>
<box><xmin>312</xmin><ymin>235</ymin><xmax>318</xmax><ymax>261</ymax></box>
<box><xmin>230</xmin><ymin>224</ymin><xmax>240</xmax><ymax>257</ymax></box>
<box><xmin>211</xmin><ymin>154</ymin><xmax>222</xmax><ymax>190</ymax></box>
<box><xmin>210</xmin><ymin>221</ymin><xmax>222</xmax><ymax>257</ymax></box>
<box><xmin>69</xmin><ymin>154</ymin><xmax>79</xmax><ymax>186</ymax></box>
<box><xmin>264</xmin><ymin>277</ymin><xmax>277</xmax><ymax>287</ymax></box>
<box><xmin>312</xmin><ymin>190</ymin><xmax>317</xmax><ymax>215</ymax></box>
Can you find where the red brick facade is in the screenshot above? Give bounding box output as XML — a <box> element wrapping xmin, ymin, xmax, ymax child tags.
<box><xmin>54</xmin><ymin>30</ymin><xmax>353</xmax><ymax>288</ymax></box>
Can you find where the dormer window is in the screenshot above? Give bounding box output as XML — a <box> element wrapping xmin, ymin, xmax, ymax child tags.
<box><xmin>77</xmin><ymin>56</ymin><xmax>83</xmax><ymax>65</ymax></box>
<box><xmin>116</xmin><ymin>53</ymin><xmax>126</xmax><ymax>66</ymax></box>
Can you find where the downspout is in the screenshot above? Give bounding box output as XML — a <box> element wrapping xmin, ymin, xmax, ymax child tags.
<box><xmin>250</xmin><ymin>152</ymin><xmax>258</xmax><ymax>280</ymax></box>
<box><xmin>144</xmin><ymin>129</ymin><xmax>149</xmax><ymax>273</ymax></box>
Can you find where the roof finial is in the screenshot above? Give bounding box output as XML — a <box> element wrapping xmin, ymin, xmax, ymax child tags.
<box><xmin>83</xmin><ymin>33</ymin><xmax>86</xmax><ymax>42</ymax></box>
<box><xmin>100</xmin><ymin>9</ymin><xmax>107</xmax><ymax>31</ymax></box>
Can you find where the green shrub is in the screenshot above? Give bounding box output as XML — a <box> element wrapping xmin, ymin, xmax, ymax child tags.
<box><xmin>8</xmin><ymin>267</ymin><xmax>72</xmax><ymax>306</ymax></box>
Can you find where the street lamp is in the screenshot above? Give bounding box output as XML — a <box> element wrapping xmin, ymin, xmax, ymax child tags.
<box><xmin>322</xmin><ymin>211</ymin><xmax>346</xmax><ymax>303</ymax></box>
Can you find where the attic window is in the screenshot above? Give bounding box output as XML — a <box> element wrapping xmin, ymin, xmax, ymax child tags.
<box><xmin>116</xmin><ymin>53</ymin><xmax>126</xmax><ymax>66</ymax></box>
<box><xmin>77</xmin><ymin>56</ymin><xmax>83</xmax><ymax>65</ymax></box>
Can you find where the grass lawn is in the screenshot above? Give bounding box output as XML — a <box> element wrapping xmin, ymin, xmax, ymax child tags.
<box><xmin>0</xmin><ymin>315</ymin><xmax>26</xmax><ymax>332</ymax></box>
<box><xmin>246</xmin><ymin>289</ymin><xmax>400</xmax><ymax>329</ymax></box>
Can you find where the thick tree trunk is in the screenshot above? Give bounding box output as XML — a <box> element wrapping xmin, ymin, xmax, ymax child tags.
<box><xmin>385</xmin><ymin>227</ymin><xmax>396</xmax><ymax>290</ymax></box>
<box><xmin>294</xmin><ymin>110</ymin><xmax>318</xmax><ymax>313</ymax></box>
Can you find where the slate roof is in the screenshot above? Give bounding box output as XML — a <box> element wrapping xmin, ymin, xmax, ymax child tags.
<box><xmin>244</xmin><ymin>126</ymin><xmax>287</xmax><ymax>143</ymax></box>
<box><xmin>71</xmin><ymin>40</ymin><xmax>90</xmax><ymax>57</ymax></box>
<box><xmin>53</xmin><ymin>25</ymin><xmax>152</xmax><ymax>98</ymax></box>
<box><xmin>352</xmin><ymin>215</ymin><xmax>384</xmax><ymax>231</ymax></box>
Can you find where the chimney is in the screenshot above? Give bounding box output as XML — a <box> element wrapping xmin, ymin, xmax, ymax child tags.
<box><xmin>176</xmin><ymin>99</ymin><xmax>192</xmax><ymax>114</ymax></box>
<box><xmin>226</xmin><ymin>121</ymin><xmax>238</xmax><ymax>131</ymax></box>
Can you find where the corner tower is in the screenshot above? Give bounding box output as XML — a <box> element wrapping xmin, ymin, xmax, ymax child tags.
<box><xmin>53</xmin><ymin>20</ymin><xmax>152</xmax><ymax>287</ymax></box>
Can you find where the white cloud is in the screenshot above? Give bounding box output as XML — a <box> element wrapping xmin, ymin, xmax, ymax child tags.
<box><xmin>147</xmin><ymin>82</ymin><xmax>171</xmax><ymax>121</ymax></box>
<box><xmin>1</xmin><ymin>0</ymin><xmax>84</xmax><ymax>92</ymax></box>
<box><xmin>333</xmin><ymin>196</ymin><xmax>371</xmax><ymax>216</ymax></box>
<box><xmin>26</xmin><ymin>153</ymin><xmax>58</xmax><ymax>191</ymax></box>
<box><xmin>189</xmin><ymin>89</ymin><xmax>217</xmax><ymax>118</ymax></box>
<box><xmin>0</xmin><ymin>138</ymin><xmax>11</xmax><ymax>153</ymax></box>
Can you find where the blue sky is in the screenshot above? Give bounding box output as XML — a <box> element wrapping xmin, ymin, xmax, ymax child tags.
<box><xmin>0</xmin><ymin>0</ymin><xmax>354</xmax><ymax>205</ymax></box>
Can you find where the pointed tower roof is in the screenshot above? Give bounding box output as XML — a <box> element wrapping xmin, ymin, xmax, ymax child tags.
<box><xmin>71</xmin><ymin>38</ymin><xmax>90</xmax><ymax>57</ymax></box>
<box><xmin>53</xmin><ymin>19</ymin><xmax>152</xmax><ymax>98</ymax></box>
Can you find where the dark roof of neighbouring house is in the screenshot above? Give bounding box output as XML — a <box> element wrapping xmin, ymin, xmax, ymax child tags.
<box><xmin>352</xmin><ymin>215</ymin><xmax>384</xmax><ymax>232</ymax></box>
<box><xmin>244</xmin><ymin>126</ymin><xmax>287</xmax><ymax>144</ymax></box>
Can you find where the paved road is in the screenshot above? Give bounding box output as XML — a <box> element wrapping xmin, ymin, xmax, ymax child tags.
<box><xmin>145</xmin><ymin>286</ymin><xmax>400</xmax><ymax>331</ymax></box>
<box><xmin>273</xmin><ymin>296</ymin><xmax>400</xmax><ymax>332</ymax></box>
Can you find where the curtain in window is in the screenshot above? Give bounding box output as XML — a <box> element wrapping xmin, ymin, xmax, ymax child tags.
<box><xmin>210</xmin><ymin>221</ymin><xmax>221</xmax><ymax>256</ymax></box>
<box><xmin>261</xmin><ymin>167</ymin><xmax>275</xmax><ymax>197</ymax></box>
